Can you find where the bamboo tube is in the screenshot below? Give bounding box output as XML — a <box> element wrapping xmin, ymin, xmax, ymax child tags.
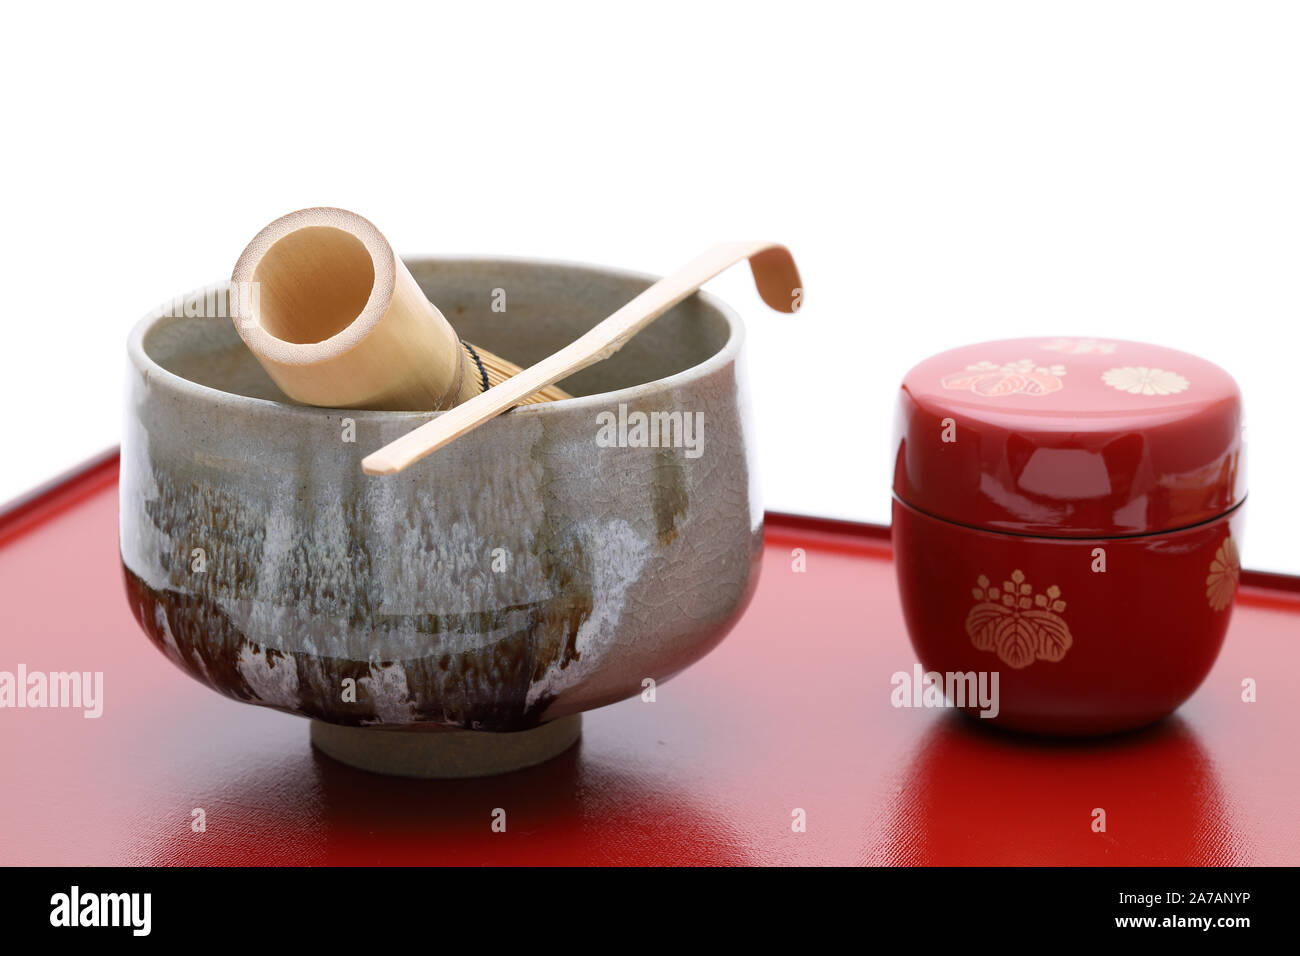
<box><xmin>229</xmin><ymin>207</ymin><xmax>570</xmax><ymax>411</ymax></box>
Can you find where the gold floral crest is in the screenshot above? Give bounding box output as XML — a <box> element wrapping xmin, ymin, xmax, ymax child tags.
<box><xmin>1206</xmin><ymin>537</ymin><xmax>1240</xmax><ymax>611</ymax></box>
<box><xmin>942</xmin><ymin>359</ymin><xmax>1066</xmax><ymax>397</ymax></box>
<box><xmin>965</xmin><ymin>570</ymin><xmax>1073</xmax><ymax>669</ymax></box>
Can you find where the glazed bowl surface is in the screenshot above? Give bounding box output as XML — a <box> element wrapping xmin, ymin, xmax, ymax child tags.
<box><xmin>121</xmin><ymin>256</ymin><xmax>762</xmax><ymax>732</ymax></box>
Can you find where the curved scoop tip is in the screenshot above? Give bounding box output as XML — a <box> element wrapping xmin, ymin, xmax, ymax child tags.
<box><xmin>748</xmin><ymin>245</ymin><xmax>803</xmax><ymax>313</ymax></box>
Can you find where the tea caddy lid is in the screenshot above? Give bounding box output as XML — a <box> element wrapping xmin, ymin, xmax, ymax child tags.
<box><xmin>892</xmin><ymin>337</ymin><xmax>1245</xmax><ymax>537</ymax></box>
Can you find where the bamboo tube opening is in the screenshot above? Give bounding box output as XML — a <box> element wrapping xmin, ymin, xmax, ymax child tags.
<box><xmin>231</xmin><ymin>206</ymin><xmax>571</xmax><ymax>411</ymax></box>
<box><xmin>232</xmin><ymin>208</ymin><xmax>401</xmax><ymax>371</ymax></box>
<box><xmin>252</xmin><ymin>226</ymin><xmax>376</xmax><ymax>344</ymax></box>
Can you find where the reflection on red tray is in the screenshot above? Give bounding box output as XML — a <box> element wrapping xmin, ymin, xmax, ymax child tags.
<box><xmin>0</xmin><ymin>453</ymin><xmax>1296</xmax><ymax>865</ymax></box>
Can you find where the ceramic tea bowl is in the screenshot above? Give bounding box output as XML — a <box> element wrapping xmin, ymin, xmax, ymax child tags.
<box><xmin>121</xmin><ymin>256</ymin><xmax>761</xmax><ymax>773</ymax></box>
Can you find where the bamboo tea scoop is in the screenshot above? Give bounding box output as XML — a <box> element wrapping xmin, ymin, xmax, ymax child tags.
<box><xmin>230</xmin><ymin>207</ymin><xmax>570</xmax><ymax>411</ymax></box>
<box><xmin>362</xmin><ymin>241</ymin><xmax>801</xmax><ymax>475</ymax></box>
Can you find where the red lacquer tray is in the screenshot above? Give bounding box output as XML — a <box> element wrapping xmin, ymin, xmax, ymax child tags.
<box><xmin>1</xmin><ymin>451</ymin><xmax>1297</xmax><ymax>866</ymax></box>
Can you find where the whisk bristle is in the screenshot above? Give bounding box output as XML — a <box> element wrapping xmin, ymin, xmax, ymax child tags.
<box><xmin>465</xmin><ymin>343</ymin><xmax>571</xmax><ymax>405</ymax></box>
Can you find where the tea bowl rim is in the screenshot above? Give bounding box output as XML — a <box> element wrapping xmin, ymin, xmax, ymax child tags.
<box><xmin>127</xmin><ymin>253</ymin><xmax>747</xmax><ymax>423</ymax></box>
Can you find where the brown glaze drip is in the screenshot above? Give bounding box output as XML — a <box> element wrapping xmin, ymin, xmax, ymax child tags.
<box><xmin>650</xmin><ymin>448</ymin><xmax>689</xmax><ymax>547</ymax></box>
<box><xmin>123</xmin><ymin>563</ymin><xmax>592</xmax><ymax>732</ymax></box>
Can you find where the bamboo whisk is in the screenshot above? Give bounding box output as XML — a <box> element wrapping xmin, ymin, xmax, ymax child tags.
<box><xmin>230</xmin><ymin>207</ymin><xmax>570</xmax><ymax>411</ymax></box>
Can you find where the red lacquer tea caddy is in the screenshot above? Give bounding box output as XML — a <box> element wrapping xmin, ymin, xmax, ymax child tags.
<box><xmin>892</xmin><ymin>336</ymin><xmax>1245</xmax><ymax>735</ymax></box>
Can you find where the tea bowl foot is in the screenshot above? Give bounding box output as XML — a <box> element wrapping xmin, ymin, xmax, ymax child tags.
<box><xmin>310</xmin><ymin>716</ymin><xmax>582</xmax><ymax>779</ymax></box>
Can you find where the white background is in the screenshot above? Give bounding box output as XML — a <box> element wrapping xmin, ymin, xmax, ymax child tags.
<box><xmin>2</xmin><ymin>1</ymin><xmax>1296</xmax><ymax>572</ymax></box>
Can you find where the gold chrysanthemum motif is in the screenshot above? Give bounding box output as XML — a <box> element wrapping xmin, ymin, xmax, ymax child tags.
<box><xmin>1101</xmin><ymin>366</ymin><xmax>1189</xmax><ymax>396</ymax></box>
<box><xmin>942</xmin><ymin>359</ymin><xmax>1066</xmax><ymax>397</ymax></box>
<box><xmin>1041</xmin><ymin>337</ymin><xmax>1117</xmax><ymax>355</ymax></box>
<box><xmin>965</xmin><ymin>570</ymin><xmax>1073</xmax><ymax>669</ymax></box>
<box><xmin>1206</xmin><ymin>537</ymin><xmax>1240</xmax><ymax>612</ymax></box>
